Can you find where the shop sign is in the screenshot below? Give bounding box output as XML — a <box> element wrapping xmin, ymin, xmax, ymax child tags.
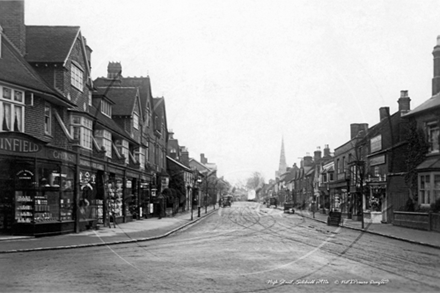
<box><xmin>16</xmin><ymin>170</ymin><xmax>34</xmax><ymax>180</ymax></box>
<box><xmin>92</xmin><ymin>162</ymin><xmax>104</xmax><ymax>170</ymax></box>
<box><xmin>108</xmin><ymin>166</ymin><xmax>124</xmax><ymax>175</ymax></box>
<box><xmin>79</xmin><ymin>159</ymin><xmax>91</xmax><ymax>167</ymax></box>
<box><xmin>126</xmin><ymin>171</ymin><xmax>139</xmax><ymax>178</ymax></box>
<box><xmin>50</xmin><ymin>150</ymin><xmax>76</xmax><ymax>163</ymax></box>
<box><xmin>370</xmin><ymin>155</ymin><xmax>385</xmax><ymax>166</ymax></box>
<box><xmin>0</xmin><ymin>137</ymin><xmax>40</xmax><ymax>153</ymax></box>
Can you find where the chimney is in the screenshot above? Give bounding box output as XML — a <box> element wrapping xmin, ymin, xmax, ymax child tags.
<box><xmin>398</xmin><ymin>90</ymin><xmax>411</xmax><ymax>113</ymax></box>
<box><xmin>180</xmin><ymin>147</ymin><xmax>189</xmax><ymax>167</ymax></box>
<box><xmin>303</xmin><ymin>153</ymin><xmax>313</xmax><ymax>167</ymax></box>
<box><xmin>350</xmin><ymin>123</ymin><xmax>369</xmax><ymax>139</ymax></box>
<box><xmin>323</xmin><ymin>144</ymin><xmax>331</xmax><ymax>157</ymax></box>
<box><xmin>432</xmin><ymin>35</ymin><xmax>440</xmax><ymax>96</ymax></box>
<box><xmin>314</xmin><ymin>147</ymin><xmax>322</xmax><ymax>162</ymax></box>
<box><xmin>168</xmin><ymin>130</ymin><xmax>174</xmax><ymax>140</ymax></box>
<box><xmin>379</xmin><ymin>107</ymin><xmax>390</xmax><ymax>121</ymax></box>
<box><xmin>107</xmin><ymin>62</ymin><xmax>122</xmax><ymax>79</ymax></box>
<box><xmin>200</xmin><ymin>153</ymin><xmax>207</xmax><ymax>164</ymax></box>
<box><xmin>0</xmin><ymin>0</ymin><xmax>25</xmax><ymax>56</ymax></box>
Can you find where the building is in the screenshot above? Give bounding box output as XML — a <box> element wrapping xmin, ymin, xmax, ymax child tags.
<box><xmin>402</xmin><ymin>36</ymin><xmax>440</xmax><ymax>210</ymax></box>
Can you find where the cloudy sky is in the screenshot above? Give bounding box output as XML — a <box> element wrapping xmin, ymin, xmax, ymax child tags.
<box><xmin>25</xmin><ymin>0</ymin><xmax>439</xmax><ymax>185</ymax></box>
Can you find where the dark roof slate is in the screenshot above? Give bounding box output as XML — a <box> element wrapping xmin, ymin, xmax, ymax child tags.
<box><xmin>404</xmin><ymin>93</ymin><xmax>440</xmax><ymax>117</ymax></box>
<box><xmin>96</xmin><ymin>87</ymin><xmax>137</xmax><ymax>116</ymax></box>
<box><xmin>0</xmin><ymin>34</ymin><xmax>63</xmax><ymax>98</ymax></box>
<box><xmin>26</xmin><ymin>26</ymin><xmax>80</xmax><ymax>63</ymax></box>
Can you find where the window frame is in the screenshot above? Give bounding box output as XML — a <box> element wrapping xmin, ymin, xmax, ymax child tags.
<box><xmin>70</xmin><ymin>63</ymin><xmax>84</xmax><ymax>92</ymax></box>
<box><xmin>1</xmin><ymin>85</ymin><xmax>25</xmax><ymax>133</ymax></box>
<box><xmin>133</xmin><ymin>112</ymin><xmax>139</xmax><ymax>130</ymax></box>
<box><xmin>426</xmin><ymin>121</ymin><xmax>439</xmax><ymax>153</ymax></box>
<box><xmin>70</xmin><ymin>115</ymin><xmax>93</xmax><ymax>150</ymax></box>
<box><xmin>44</xmin><ymin>102</ymin><xmax>52</xmax><ymax>135</ymax></box>
<box><xmin>419</xmin><ymin>172</ymin><xmax>440</xmax><ymax>206</ymax></box>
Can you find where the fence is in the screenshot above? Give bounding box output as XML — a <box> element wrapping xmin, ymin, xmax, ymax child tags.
<box><xmin>393</xmin><ymin>211</ymin><xmax>440</xmax><ymax>232</ymax></box>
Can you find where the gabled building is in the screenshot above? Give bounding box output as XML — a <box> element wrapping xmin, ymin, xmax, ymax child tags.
<box><xmin>402</xmin><ymin>36</ymin><xmax>440</xmax><ymax>210</ymax></box>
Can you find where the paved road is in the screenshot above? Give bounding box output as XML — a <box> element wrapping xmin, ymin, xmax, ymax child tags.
<box><xmin>1</xmin><ymin>202</ymin><xmax>439</xmax><ymax>293</ymax></box>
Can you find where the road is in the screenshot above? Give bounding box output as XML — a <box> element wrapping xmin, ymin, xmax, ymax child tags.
<box><xmin>1</xmin><ymin>202</ymin><xmax>439</xmax><ymax>293</ymax></box>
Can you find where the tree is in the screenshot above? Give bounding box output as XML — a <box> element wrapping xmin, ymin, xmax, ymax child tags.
<box><xmin>404</xmin><ymin>120</ymin><xmax>429</xmax><ymax>205</ymax></box>
<box><xmin>246</xmin><ymin>172</ymin><xmax>265</xmax><ymax>190</ymax></box>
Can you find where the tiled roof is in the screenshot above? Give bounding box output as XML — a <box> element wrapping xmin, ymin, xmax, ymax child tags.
<box><xmin>404</xmin><ymin>93</ymin><xmax>440</xmax><ymax>117</ymax></box>
<box><xmin>95</xmin><ymin>87</ymin><xmax>137</xmax><ymax>116</ymax></box>
<box><xmin>0</xmin><ymin>34</ymin><xmax>67</xmax><ymax>101</ymax></box>
<box><xmin>89</xmin><ymin>105</ymin><xmax>133</xmax><ymax>141</ymax></box>
<box><xmin>26</xmin><ymin>26</ymin><xmax>80</xmax><ymax>63</ymax></box>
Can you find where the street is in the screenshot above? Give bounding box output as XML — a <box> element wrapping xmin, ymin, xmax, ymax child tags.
<box><xmin>1</xmin><ymin>202</ymin><xmax>439</xmax><ymax>293</ymax></box>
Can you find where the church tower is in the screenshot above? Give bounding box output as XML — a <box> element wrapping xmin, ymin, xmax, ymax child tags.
<box><xmin>276</xmin><ymin>137</ymin><xmax>287</xmax><ymax>178</ymax></box>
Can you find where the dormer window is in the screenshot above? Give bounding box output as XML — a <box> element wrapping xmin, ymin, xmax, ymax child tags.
<box><xmin>71</xmin><ymin>63</ymin><xmax>84</xmax><ymax>92</ymax></box>
<box><xmin>101</xmin><ymin>100</ymin><xmax>112</xmax><ymax>117</ymax></box>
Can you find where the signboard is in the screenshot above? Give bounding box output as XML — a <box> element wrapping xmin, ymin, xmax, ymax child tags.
<box><xmin>370</xmin><ymin>155</ymin><xmax>385</xmax><ymax>166</ymax></box>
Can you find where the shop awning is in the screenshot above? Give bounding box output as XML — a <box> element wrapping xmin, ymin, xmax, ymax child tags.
<box><xmin>416</xmin><ymin>156</ymin><xmax>440</xmax><ymax>171</ymax></box>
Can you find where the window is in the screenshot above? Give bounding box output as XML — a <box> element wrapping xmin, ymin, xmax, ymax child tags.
<box><xmin>116</xmin><ymin>140</ymin><xmax>129</xmax><ymax>164</ymax></box>
<box><xmin>44</xmin><ymin>103</ymin><xmax>51</xmax><ymax>135</ymax></box>
<box><xmin>1</xmin><ymin>86</ymin><xmax>24</xmax><ymax>132</ymax></box>
<box><xmin>71</xmin><ymin>63</ymin><xmax>84</xmax><ymax>91</ymax></box>
<box><xmin>133</xmin><ymin>112</ymin><xmax>139</xmax><ymax>130</ymax></box>
<box><xmin>336</xmin><ymin>159</ymin><xmax>339</xmax><ymax>174</ymax></box>
<box><xmin>427</xmin><ymin>122</ymin><xmax>439</xmax><ymax>153</ymax></box>
<box><xmin>101</xmin><ymin>100</ymin><xmax>112</xmax><ymax>117</ymax></box>
<box><xmin>135</xmin><ymin>147</ymin><xmax>145</xmax><ymax>169</ymax></box>
<box><xmin>88</xmin><ymin>91</ymin><xmax>92</xmax><ymax>106</ymax></box>
<box><xmin>95</xmin><ymin>129</ymin><xmax>112</xmax><ymax>158</ymax></box>
<box><xmin>419</xmin><ymin>173</ymin><xmax>440</xmax><ymax>206</ymax></box>
<box><xmin>70</xmin><ymin>116</ymin><xmax>92</xmax><ymax>149</ymax></box>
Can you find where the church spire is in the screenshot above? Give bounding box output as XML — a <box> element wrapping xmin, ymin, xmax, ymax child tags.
<box><xmin>276</xmin><ymin>137</ymin><xmax>287</xmax><ymax>178</ymax></box>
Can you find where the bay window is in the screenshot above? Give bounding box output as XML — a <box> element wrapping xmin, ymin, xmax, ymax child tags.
<box><xmin>1</xmin><ymin>86</ymin><xmax>24</xmax><ymax>132</ymax></box>
<box><xmin>70</xmin><ymin>116</ymin><xmax>92</xmax><ymax>149</ymax></box>
<box><xmin>419</xmin><ymin>172</ymin><xmax>440</xmax><ymax>206</ymax></box>
<box><xmin>95</xmin><ymin>129</ymin><xmax>112</xmax><ymax>158</ymax></box>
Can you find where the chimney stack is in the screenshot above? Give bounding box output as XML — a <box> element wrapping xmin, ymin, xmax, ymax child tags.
<box><xmin>398</xmin><ymin>90</ymin><xmax>411</xmax><ymax>113</ymax></box>
<box><xmin>350</xmin><ymin>123</ymin><xmax>369</xmax><ymax>139</ymax></box>
<box><xmin>0</xmin><ymin>0</ymin><xmax>26</xmax><ymax>56</ymax></box>
<box><xmin>314</xmin><ymin>147</ymin><xmax>322</xmax><ymax>162</ymax></box>
<box><xmin>379</xmin><ymin>107</ymin><xmax>390</xmax><ymax>121</ymax></box>
<box><xmin>180</xmin><ymin>147</ymin><xmax>189</xmax><ymax>167</ymax></box>
<box><xmin>432</xmin><ymin>35</ymin><xmax>440</xmax><ymax>96</ymax></box>
<box><xmin>323</xmin><ymin>144</ymin><xmax>331</xmax><ymax>157</ymax></box>
<box><xmin>107</xmin><ymin>62</ymin><xmax>122</xmax><ymax>79</ymax></box>
<box><xmin>200</xmin><ymin>153</ymin><xmax>207</xmax><ymax>164</ymax></box>
<box><xmin>303</xmin><ymin>153</ymin><xmax>313</xmax><ymax>167</ymax></box>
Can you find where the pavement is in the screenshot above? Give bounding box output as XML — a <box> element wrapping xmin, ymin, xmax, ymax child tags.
<box><xmin>1</xmin><ymin>204</ymin><xmax>439</xmax><ymax>253</ymax></box>
<box><xmin>0</xmin><ymin>206</ymin><xmax>216</xmax><ymax>253</ymax></box>
<box><xmin>289</xmin><ymin>208</ymin><xmax>440</xmax><ymax>250</ymax></box>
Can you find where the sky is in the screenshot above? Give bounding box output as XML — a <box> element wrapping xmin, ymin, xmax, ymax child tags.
<box><xmin>25</xmin><ymin>0</ymin><xmax>440</xmax><ymax>185</ymax></box>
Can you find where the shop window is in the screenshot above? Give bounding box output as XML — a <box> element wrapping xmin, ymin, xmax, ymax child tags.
<box><xmin>70</xmin><ymin>116</ymin><xmax>92</xmax><ymax>150</ymax></box>
<box><xmin>1</xmin><ymin>86</ymin><xmax>24</xmax><ymax>132</ymax></box>
<box><xmin>71</xmin><ymin>63</ymin><xmax>84</xmax><ymax>92</ymax></box>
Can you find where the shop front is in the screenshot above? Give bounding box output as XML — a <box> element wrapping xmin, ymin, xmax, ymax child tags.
<box><xmin>0</xmin><ymin>133</ymin><xmax>79</xmax><ymax>236</ymax></box>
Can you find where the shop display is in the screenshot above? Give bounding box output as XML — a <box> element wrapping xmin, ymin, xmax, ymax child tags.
<box><xmin>60</xmin><ymin>198</ymin><xmax>73</xmax><ymax>221</ymax></box>
<box><xmin>15</xmin><ymin>193</ymin><xmax>33</xmax><ymax>223</ymax></box>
